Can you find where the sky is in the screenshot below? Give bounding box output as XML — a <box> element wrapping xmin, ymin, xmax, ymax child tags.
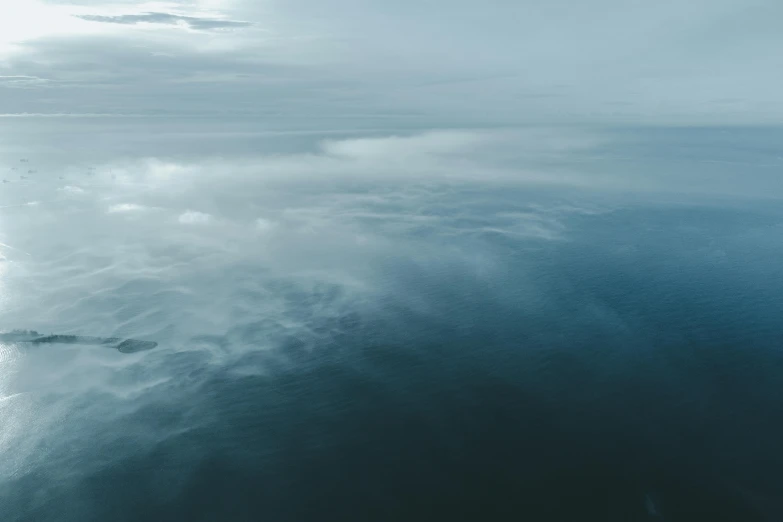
<box><xmin>0</xmin><ymin>0</ymin><xmax>782</xmax><ymax>125</ymax></box>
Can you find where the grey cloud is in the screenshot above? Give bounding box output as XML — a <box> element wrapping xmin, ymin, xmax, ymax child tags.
<box><xmin>231</xmin><ymin>0</ymin><xmax>783</xmax><ymax>125</ymax></box>
<box><xmin>0</xmin><ymin>32</ymin><xmax>409</xmax><ymax>118</ymax></box>
<box><xmin>76</xmin><ymin>12</ymin><xmax>253</xmax><ymax>30</ymax></box>
<box><xmin>3</xmin><ymin>0</ymin><xmax>783</xmax><ymax>124</ymax></box>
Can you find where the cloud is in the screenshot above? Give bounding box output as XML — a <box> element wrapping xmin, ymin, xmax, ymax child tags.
<box><xmin>178</xmin><ymin>210</ymin><xmax>212</xmax><ymax>224</ymax></box>
<box><xmin>0</xmin><ymin>112</ymin><xmax>142</xmax><ymax>117</ymax></box>
<box><xmin>0</xmin><ymin>0</ymin><xmax>780</xmax><ymax>123</ymax></box>
<box><xmin>0</xmin><ymin>33</ymin><xmax>312</xmax><ymax>115</ymax></box>
<box><xmin>59</xmin><ymin>185</ymin><xmax>86</xmax><ymax>195</ymax></box>
<box><xmin>0</xmin><ymin>75</ymin><xmax>55</xmax><ymax>88</ymax></box>
<box><xmin>76</xmin><ymin>12</ymin><xmax>253</xmax><ymax>31</ymax></box>
<box><xmin>107</xmin><ymin>203</ymin><xmax>146</xmax><ymax>213</ymax></box>
<box><xmin>255</xmin><ymin>218</ymin><xmax>277</xmax><ymax>233</ymax></box>
<box><xmin>320</xmin><ymin>131</ymin><xmax>491</xmax><ymax>160</ymax></box>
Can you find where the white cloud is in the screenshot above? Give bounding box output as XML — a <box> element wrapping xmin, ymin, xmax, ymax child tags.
<box><xmin>0</xmin><ymin>75</ymin><xmax>56</xmax><ymax>88</ymax></box>
<box><xmin>255</xmin><ymin>218</ymin><xmax>276</xmax><ymax>232</ymax></box>
<box><xmin>178</xmin><ymin>210</ymin><xmax>212</xmax><ymax>224</ymax></box>
<box><xmin>107</xmin><ymin>203</ymin><xmax>146</xmax><ymax>213</ymax></box>
<box><xmin>320</xmin><ymin>131</ymin><xmax>491</xmax><ymax>160</ymax></box>
<box><xmin>59</xmin><ymin>185</ymin><xmax>86</xmax><ymax>195</ymax></box>
<box><xmin>75</xmin><ymin>12</ymin><xmax>253</xmax><ymax>31</ymax></box>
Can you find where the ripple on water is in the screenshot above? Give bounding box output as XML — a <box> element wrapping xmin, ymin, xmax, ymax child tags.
<box><xmin>0</xmin><ymin>341</ymin><xmax>23</xmax><ymax>373</ymax></box>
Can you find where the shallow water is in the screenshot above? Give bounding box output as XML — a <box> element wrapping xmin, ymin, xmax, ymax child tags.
<box><xmin>1</xmin><ymin>121</ymin><xmax>782</xmax><ymax>521</ymax></box>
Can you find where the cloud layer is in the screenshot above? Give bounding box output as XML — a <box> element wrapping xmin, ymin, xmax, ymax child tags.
<box><xmin>0</xmin><ymin>0</ymin><xmax>781</xmax><ymax>123</ymax></box>
<box><xmin>76</xmin><ymin>12</ymin><xmax>252</xmax><ymax>30</ymax></box>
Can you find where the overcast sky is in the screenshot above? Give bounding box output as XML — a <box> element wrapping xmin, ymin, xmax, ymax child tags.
<box><xmin>0</xmin><ymin>0</ymin><xmax>781</xmax><ymax>125</ymax></box>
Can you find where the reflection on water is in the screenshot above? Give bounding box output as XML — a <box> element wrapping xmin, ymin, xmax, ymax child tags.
<box><xmin>0</xmin><ymin>125</ymin><xmax>782</xmax><ymax>521</ymax></box>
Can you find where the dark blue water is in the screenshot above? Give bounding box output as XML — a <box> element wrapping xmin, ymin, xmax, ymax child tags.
<box><xmin>1</xmin><ymin>125</ymin><xmax>782</xmax><ymax>521</ymax></box>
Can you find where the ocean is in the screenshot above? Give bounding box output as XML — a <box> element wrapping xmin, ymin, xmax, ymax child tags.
<box><xmin>1</xmin><ymin>119</ymin><xmax>782</xmax><ymax>521</ymax></box>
